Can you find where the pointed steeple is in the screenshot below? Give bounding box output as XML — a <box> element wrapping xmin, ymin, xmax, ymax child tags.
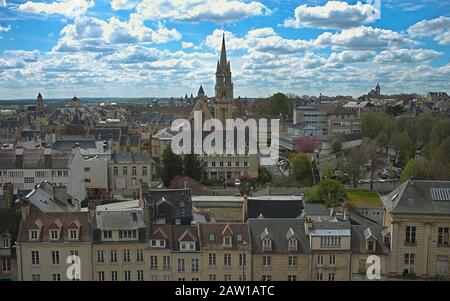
<box><xmin>220</xmin><ymin>33</ymin><xmax>227</xmax><ymax>67</ymax></box>
<box><xmin>37</xmin><ymin>92</ymin><xmax>42</xmax><ymax>100</ymax></box>
<box><xmin>197</xmin><ymin>85</ymin><xmax>205</xmax><ymax>97</ymax></box>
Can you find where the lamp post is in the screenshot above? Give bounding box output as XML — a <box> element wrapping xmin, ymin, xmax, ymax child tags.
<box><xmin>242</xmin><ymin>240</ymin><xmax>248</xmax><ymax>281</ymax></box>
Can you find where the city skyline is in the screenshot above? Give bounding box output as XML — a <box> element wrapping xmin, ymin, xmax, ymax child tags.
<box><xmin>0</xmin><ymin>0</ymin><xmax>449</xmax><ymax>99</ymax></box>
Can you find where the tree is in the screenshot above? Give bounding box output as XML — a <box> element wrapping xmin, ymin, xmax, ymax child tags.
<box><xmin>361</xmin><ymin>111</ymin><xmax>395</xmax><ymax>140</ymax></box>
<box><xmin>429</xmin><ymin>137</ymin><xmax>450</xmax><ymax>180</ymax></box>
<box><xmin>401</xmin><ymin>158</ymin><xmax>432</xmax><ymax>182</ymax></box>
<box><xmin>161</xmin><ymin>148</ymin><xmax>183</xmax><ymax>187</ymax></box>
<box><xmin>290</xmin><ymin>153</ymin><xmax>312</xmax><ymax>182</ymax></box>
<box><xmin>390</xmin><ymin>131</ymin><xmax>413</xmax><ymax>166</ymax></box>
<box><xmin>305</xmin><ymin>179</ymin><xmax>347</xmax><ymax>208</ymax></box>
<box><xmin>331</xmin><ymin>135</ymin><xmax>344</xmax><ymax>153</ymax></box>
<box><xmin>340</xmin><ymin>145</ymin><xmax>369</xmax><ymax>188</ymax></box>
<box><xmin>364</xmin><ymin>140</ymin><xmax>385</xmax><ymax>189</ymax></box>
<box><xmin>269</xmin><ymin>93</ymin><xmax>289</xmax><ymax>116</ymax></box>
<box><xmin>294</xmin><ymin>137</ymin><xmax>317</xmax><ymax>153</ymax></box>
<box><xmin>183</xmin><ymin>154</ymin><xmax>204</xmax><ymax>182</ymax></box>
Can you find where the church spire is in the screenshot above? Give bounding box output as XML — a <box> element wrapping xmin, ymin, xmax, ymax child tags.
<box><xmin>220</xmin><ymin>33</ymin><xmax>227</xmax><ymax>68</ymax></box>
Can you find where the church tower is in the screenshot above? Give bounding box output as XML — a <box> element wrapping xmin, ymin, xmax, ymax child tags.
<box><xmin>375</xmin><ymin>83</ymin><xmax>381</xmax><ymax>97</ymax></box>
<box><xmin>36</xmin><ymin>92</ymin><xmax>45</xmax><ymax>112</ymax></box>
<box><xmin>214</xmin><ymin>34</ymin><xmax>234</xmax><ymax>124</ymax></box>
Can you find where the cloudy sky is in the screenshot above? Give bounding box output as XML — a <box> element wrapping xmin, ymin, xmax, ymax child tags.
<box><xmin>0</xmin><ymin>0</ymin><xmax>449</xmax><ymax>99</ymax></box>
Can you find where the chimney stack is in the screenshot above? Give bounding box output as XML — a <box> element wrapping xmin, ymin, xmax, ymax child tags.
<box><xmin>53</xmin><ymin>184</ymin><xmax>68</xmax><ymax>204</ymax></box>
<box><xmin>242</xmin><ymin>193</ymin><xmax>248</xmax><ymax>222</ymax></box>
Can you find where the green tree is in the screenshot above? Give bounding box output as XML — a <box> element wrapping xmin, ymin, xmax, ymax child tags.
<box><xmin>183</xmin><ymin>154</ymin><xmax>204</xmax><ymax>182</ymax></box>
<box><xmin>305</xmin><ymin>179</ymin><xmax>347</xmax><ymax>207</ymax></box>
<box><xmin>364</xmin><ymin>140</ymin><xmax>385</xmax><ymax>190</ymax></box>
<box><xmin>390</xmin><ymin>131</ymin><xmax>413</xmax><ymax>166</ymax></box>
<box><xmin>290</xmin><ymin>153</ymin><xmax>312</xmax><ymax>182</ymax></box>
<box><xmin>340</xmin><ymin>145</ymin><xmax>369</xmax><ymax>188</ymax></box>
<box><xmin>401</xmin><ymin>157</ymin><xmax>432</xmax><ymax>182</ymax></box>
<box><xmin>427</xmin><ymin>119</ymin><xmax>450</xmax><ymax>155</ymax></box>
<box><xmin>430</xmin><ymin>137</ymin><xmax>450</xmax><ymax>180</ymax></box>
<box><xmin>269</xmin><ymin>92</ymin><xmax>289</xmax><ymax>116</ymax></box>
<box><xmin>161</xmin><ymin>148</ymin><xmax>183</xmax><ymax>187</ymax></box>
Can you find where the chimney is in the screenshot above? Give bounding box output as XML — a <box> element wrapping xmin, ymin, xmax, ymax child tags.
<box><xmin>2</xmin><ymin>183</ymin><xmax>14</xmax><ymax>209</ymax></box>
<box><xmin>242</xmin><ymin>193</ymin><xmax>248</xmax><ymax>222</ymax></box>
<box><xmin>19</xmin><ymin>198</ymin><xmax>30</xmax><ymax>221</ymax></box>
<box><xmin>53</xmin><ymin>185</ymin><xmax>68</xmax><ymax>204</ymax></box>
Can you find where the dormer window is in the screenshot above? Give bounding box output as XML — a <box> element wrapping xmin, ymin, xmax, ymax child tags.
<box><xmin>30</xmin><ymin>230</ymin><xmax>39</xmax><ymax>241</ymax></box>
<box><xmin>236</xmin><ymin>233</ymin><xmax>243</xmax><ymax>242</ymax></box>
<box><xmin>151</xmin><ymin>239</ymin><xmax>166</xmax><ymax>248</ymax></box>
<box><xmin>223</xmin><ymin>236</ymin><xmax>232</xmax><ymax>247</ymax></box>
<box><xmin>180</xmin><ymin>241</ymin><xmax>196</xmax><ymax>251</ymax></box>
<box><xmin>68</xmin><ymin>229</ymin><xmax>79</xmax><ymax>241</ymax></box>
<box><xmin>262</xmin><ymin>238</ymin><xmax>272</xmax><ymax>251</ymax></box>
<box><xmin>50</xmin><ymin>230</ymin><xmax>60</xmax><ymax>241</ymax></box>
<box><xmin>288</xmin><ymin>238</ymin><xmax>298</xmax><ymax>251</ymax></box>
<box><xmin>367</xmin><ymin>240</ymin><xmax>376</xmax><ymax>252</ymax></box>
<box><xmin>1</xmin><ymin>238</ymin><xmax>10</xmax><ymax>248</ymax></box>
<box><xmin>102</xmin><ymin>230</ymin><xmax>112</xmax><ymax>240</ymax></box>
<box><xmin>208</xmin><ymin>233</ymin><xmax>216</xmax><ymax>242</ymax></box>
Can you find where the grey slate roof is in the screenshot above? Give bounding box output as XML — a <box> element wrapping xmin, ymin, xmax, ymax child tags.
<box><xmin>94</xmin><ymin>210</ymin><xmax>146</xmax><ymax>230</ymax></box>
<box><xmin>111</xmin><ymin>152</ymin><xmax>153</xmax><ymax>164</ymax></box>
<box><xmin>351</xmin><ymin>225</ymin><xmax>390</xmax><ymax>254</ymax></box>
<box><xmin>89</xmin><ymin>128</ymin><xmax>121</xmax><ymax>142</ymax></box>
<box><xmin>120</xmin><ymin>135</ymin><xmax>140</xmax><ymax>147</ymax></box>
<box><xmin>303</xmin><ymin>203</ymin><xmax>330</xmax><ymax>216</ymax></box>
<box><xmin>0</xmin><ymin>149</ymin><xmax>71</xmax><ymax>169</ymax></box>
<box><xmin>23</xmin><ymin>182</ymin><xmax>74</xmax><ymax>212</ymax></box>
<box><xmin>248</xmin><ymin>218</ymin><xmax>310</xmax><ymax>254</ymax></box>
<box><xmin>381</xmin><ymin>180</ymin><xmax>450</xmax><ymax>215</ymax></box>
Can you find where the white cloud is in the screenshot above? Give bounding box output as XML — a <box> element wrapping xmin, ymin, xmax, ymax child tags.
<box><xmin>315</xmin><ymin>26</ymin><xmax>415</xmax><ymax>49</ymax></box>
<box><xmin>0</xmin><ymin>0</ymin><xmax>6</xmax><ymax>8</ymax></box>
<box><xmin>283</xmin><ymin>1</ymin><xmax>380</xmax><ymax>30</ymax></box>
<box><xmin>135</xmin><ymin>0</ymin><xmax>271</xmax><ymax>23</ymax></box>
<box><xmin>53</xmin><ymin>15</ymin><xmax>181</xmax><ymax>52</ymax></box>
<box><xmin>110</xmin><ymin>0</ymin><xmax>138</xmax><ymax>10</ymax></box>
<box><xmin>374</xmin><ymin>49</ymin><xmax>442</xmax><ymax>63</ymax></box>
<box><xmin>18</xmin><ymin>0</ymin><xmax>94</xmax><ymax>19</ymax></box>
<box><xmin>182</xmin><ymin>42</ymin><xmax>194</xmax><ymax>49</ymax></box>
<box><xmin>0</xmin><ymin>25</ymin><xmax>11</xmax><ymax>32</ymax></box>
<box><xmin>408</xmin><ymin>16</ymin><xmax>450</xmax><ymax>45</ymax></box>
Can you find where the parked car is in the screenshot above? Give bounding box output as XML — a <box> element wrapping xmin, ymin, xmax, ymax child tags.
<box><xmin>234</xmin><ymin>178</ymin><xmax>241</xmax><ymax>186</ymax></box>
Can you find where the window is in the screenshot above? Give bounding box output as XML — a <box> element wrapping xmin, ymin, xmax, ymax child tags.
<box><xmin>262</xmin><ymin>275</ymin><xmax>271</xmax><ymax>281</ymax></box>
<box><xmin>51</xmin><ymin>250</ymin><xmax>60</xmax><ymax>265</ymax></box>
<box><xmin>2</xmin><ymin>257</ymin><xmax>11</xmax><ymax>272</ymax></box>
<box><xmin>111</xmin><ymin>271</ymin><xmax>118</xmax><ymax>281</ymax></box>
<box><xmin>84</xmin><ymin>178</ymin><xmax>91</xmax><ymax>183</ymax></box>
<box><xmin>404</xmin><ymin>254</ymin><xmax>415</xmax><ymax>275</ymax></box>
<box><xmin>239</xmin><ymin>253</ymin><xmax>247</xmax><ymax>266</ymax></box>
<box><xmin>32</xmin><ymin>274</ymin><xmax>41</xmax><ymax>281</ymax></box>
<box><xmin>97</xmin><ymin>250</ymin><xmax>104</xmax><ymax>263</ymax></box>
<box><xmin>316</xmin><ymin>273</ymin><xmax>323</xmax><ymax>281</ymax></box>
<box><xmin>224</xmin><ymin>274</ymin><xmax>232</xmax><ymax>281</ymax></box>
<box><xmin>178</xmin><ymin>258</ymin><xmax>185</xmax><ymax>272</ymax></box>
<box><xmin>191</xmin><ymin>259</ymin><xmax>199</xmax><ymax>272</ymax></box>
<box><xmin>150</xmin><ymin>239</ymin><xmax>166</xmax><ymax>248</ymax></box>
<box><xmin>288</xmin><ymin>256</ymin><xmax>298</xmax><ymax>268</ymax></box>
<box><xmin>52</xmin><ymin>274</ymin><xmax>61</xmax><ymax>281</ymax></box>
<box><xmin>31</xmin><ymin>250</ymin><xmax>40</xmax><ymax>265</ymax></box>
<box><xmin>119</xmin><ymin>230</ymin><xmax>137</xmax><ymax>240</ymax></box>
<box><xmin>227</xmin><ymin>161</ymin><xmax>232</xmax><ymax>167</ymax></box>
<box><xmin>2</xmin><ymin>238</ymin><xmax>10</xmax><ymax>248</ymax></box>
<box><xmin>209</xmin><ymin>253</ymin><xmax>216</xmax><ymax>266</ymax></box>
<box><xmin>180</xmin><ymin>241</ymin><xmax>196</xmax><ymax>251</ymax></box>
<box><xmin>328</xmin><ymin>273</ymin><xmax>335</xmax><ymax>281</ymax></box>
<box><xmin>368</xmin><ymin>240</ymin><xmax>375</xmax><ymax>251</ymax></box>
<box><xmin>84</xmin><ymin>167</ymin><xmax>90</xmax><ymax>172</ymax></box>
<box><xmin>209</xmin><ymin>274</ymin><xmax>216</xmax><ymax>281</ymax></box>
<box><xmin>163</xmin><ymin>256</ymin><xmax>171</xmax><ymax>270</ymax></box>
<box><xmin>224</xmin><ymin>253</ymin><xmax>231</xmax><ymax>266</ymax></box>
<box><xmin>50</xmin><ymin>230</ymin><xmax>60</xmax><ymax>240</ymax></box>
<box><xmin>288</xmin><ymin>275</ymin><xmax>297</xmax><ymax>281</ymax></box>
<box><xmin>124</xmin><ymin>271</ymin><xmax>131</xmax><ymax>281</ymax></box>
<box><xmin>263</xmin><ymin>256</ymin><xmax>271</xmax><ymax>268</ymax></box>
<box><xmin>329</xmin><ymin>254</ymin><xmax>336</xmax><ymax>265</ymax></box>
<box><xmin>24</xmin><ymin>177</ymin><xmax>34</xmax><ymax>184</ymax></box>
<box><xmin>98</xmin><ymin>271</ymin><xmax>105</xmax><ymax>281</ymax></box>
<box><xmin>317</xmin><ymin>255</ymin><xmax>324</xmax><ymax>266</ymax></box>
<box><xmin>113</xmin><ymin>167</ymin><xmax>118</xmax><ymax>176</ymax></box>
<box><xmin>132</xmin><ymin>166</ymin><xmax>137</xmax><ymax>176</ymax></box>
<box><xmin>208</xmin><ymin>233</ymin><xmax>216</xmax><ymax>242</ymax></box>
<box><xmin>110</xmin><ymin>250</ymin><xmax>117</xmax><ymax>263</ymax></box>
<box><xmin>151</xmin><ymin>275</ymin><xmax>158</xmax><ymax>281</ymax></box>
<box><xmin>30</xmin><ymin>230</ymin><xmax>39</xmax><ymax>241</ymax></box>
<box><xmin>320</xmin><ymin>236</ymin><xmax>341</xmax><ymax>247</ymax></box>
<box><xmin>236</xmin><ymin>233</ymin><xmax>243</xmax><ymax>242</ymax></box>
<box><xmin>405</xmin><ymin>226</ymin><xmax>416</xmax><ymax>244</ymax></box>
<box><xmin>262</xmin><ymin>238</ymin><xmax>272</xmax><ymax>251</ymax></box>
<box><xmin>102</xmin><ymin>230</ymin><xmax>112</xmax><ymax>240</ymax></box>
<box><xmin>288</xmin><ymin>238</ymin><xmax>298</xmax><ymax>251</ymax></box>
<box><xmin>142</xmin><ymin>166</ymin><xmax>147</xmax><ymax>176</ymax></box>
<box><xmin>123</xmin><ymin>249</ymin><xmax>131</xmax><ymax>262</ymax></box>
<box><xmin>223</xmin><ymin>236</ymin><xmax>232</xmax><ymax>247</ymax></box>
<box><xmin>150</xmin><ymin>256</ymin><xmax>158</xmax><ymax>270</ymax></box>
<box><xmin>69</xmin><ymin>230</ymin><xmax>78</xmax><ymax>240</ymax></box>
<box><xmin>136</xmin><ymin>249</ymin><xmax>144</xmax><ymax>262</ymax></box>
<box><xmin>438</xmin><ymin>227</ymin><xmax>449</xmax><ymax>246</ymax></box>
<box><xmin>122</xmin><ymin>167</ymin><xmax>127</xmax><ymax>175</ymax></box>
<box><xmin>137</xmin><ymin>270</ymin><xmax>144</xmax><ymax>281</ymax></box>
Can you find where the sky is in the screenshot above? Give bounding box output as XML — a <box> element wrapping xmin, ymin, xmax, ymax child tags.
<box><xmin>0</xmin><ymin>0</ymin><xmax>449</xmax><ymax>99</ymax></box>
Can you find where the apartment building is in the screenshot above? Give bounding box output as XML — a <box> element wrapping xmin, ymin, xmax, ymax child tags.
<box><xmin>381</xmin><ymin>180</ymin><xmax>450</xmax><ymax>279</ymax></box>
<box><xmin>0</xmin><ymin>208</ymin><xmax>20</xmax><ymax>281</ymax></box>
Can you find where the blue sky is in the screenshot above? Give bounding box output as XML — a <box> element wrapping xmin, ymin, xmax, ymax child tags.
<box><xmin>0</xmin><ymin>0</ymin><xmax>449</xmax><ymax>99</ymax></box>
